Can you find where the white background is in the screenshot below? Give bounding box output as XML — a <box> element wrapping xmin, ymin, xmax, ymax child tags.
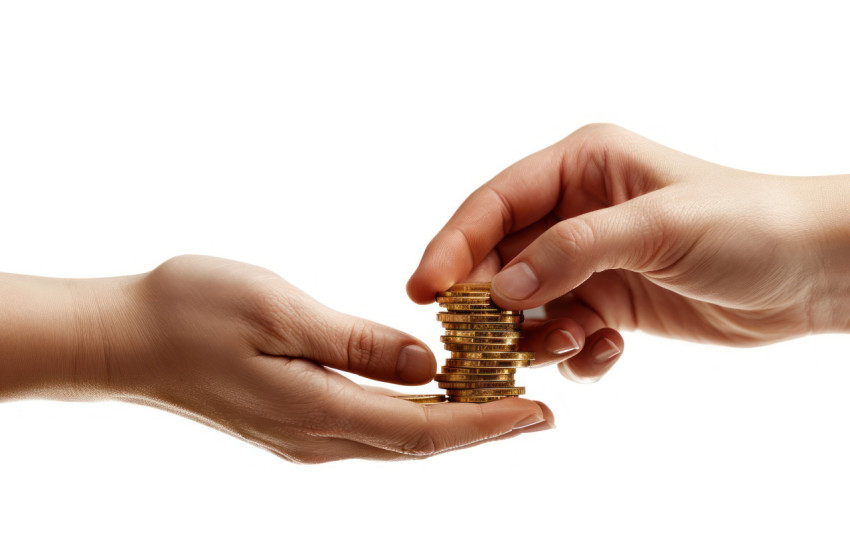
<box><xmin>1</xmin><ymin>1</ymin><xmax>849</xmax><ymax>542</ymax></box>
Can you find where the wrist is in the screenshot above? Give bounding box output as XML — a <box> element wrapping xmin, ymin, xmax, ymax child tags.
<box><xmin>67</xmin><ymin>275</ymin><xmax>148</xmax><ymax>399</ymax></box>
<box><xmin>807</xmin><ymin>175</ymin><xmax>850</xmax><ymax>333</ymax></box>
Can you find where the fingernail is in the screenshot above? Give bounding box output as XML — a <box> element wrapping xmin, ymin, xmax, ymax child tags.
<box><xmin>543</xmin><ymin>329</ymin><xmax>580</xmax><ymax>355</ymax></box>
<box><xmin>591</xmin><ymin>337</ymin><xmax>621</xmax><ymax>363</ymax></box>
<box><xmin>558</xmin><ymin>360</ymin><xmax>602</xmax><ymax>384</ymax></box>
<box><xmin>521</xmin><ymin>419</ymin><xmax>557</xmax><ymax>432</ymax></box>
<box><xmin>493</xmin><ymin>262</ymin><xmax>539</xmax><ymax>300</ymax></box>
<box><xmin>513</xmin><ymin>412</ymin><xmax>545</xmax><ymax>429</ymax></box>
<box><xmin>397</xmin><ymin>345</ymin><xmax>433</xmax><ymax>383</ymax></box>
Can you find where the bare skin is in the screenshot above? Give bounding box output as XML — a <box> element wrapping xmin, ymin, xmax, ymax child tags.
<box><xmin>408</xmin><ymin>124</ymin><xmax>850</xmax><ymax>383</ymax></box>
<box><xmin>0</xmin><ymin>255</ymin><xmax>553</xmax><ymax>463</ymax></box>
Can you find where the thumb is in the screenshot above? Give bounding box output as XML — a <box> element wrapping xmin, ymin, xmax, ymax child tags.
<box><xmin>490</xmin><ymin>195</ymin><xmax>674</xmax><ymax>309</ymax></box>
<box><xmin>289</xmin><ymin>304</ymin><xmax>438</xmax><ymax>386</ymax></box>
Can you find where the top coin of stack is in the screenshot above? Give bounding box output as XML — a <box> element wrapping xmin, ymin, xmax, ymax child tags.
<box><xmin>435</xmin><ymin>283</ymin><xmax>534</xmax><ymax>402</ymax></box>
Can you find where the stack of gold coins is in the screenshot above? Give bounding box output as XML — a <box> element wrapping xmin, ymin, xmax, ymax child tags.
<box><xmin>434</xmin><ymin>283</ymin><xmax>533</xmax><ymax>402</ymax></box>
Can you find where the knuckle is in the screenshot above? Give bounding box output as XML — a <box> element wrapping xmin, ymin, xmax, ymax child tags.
<box><xmin>566</xmin><ymin>124</ymin><xmax>630</xmax><ymax>177</ymax></box>
<box><xmin>551</xmin><ymin>217</ymin><xmax>596</xmax><ymax>263</ymax></box>
<box><xmin>399</xmin><ymin>409</ymin><xmax>441</xmax><ymax>457</ymax></box>
<box><xmin>274</xmin><ymin>434</ymin><xmax>337</xmax><ymax>465</ymax></box>
<box><xmin>145</xmin><ymin>255</ymin><xmax>198</xmax><ymax>292</ymax></box>
<box><xmin>631</xmin><ymin>196</ymin><xmax>688</xmax><ymax>272</ymax></box>
<box><xmin>483</xmin><ymin>186</ymin><xmax>516</xmax><ymax>237</ymax></box>
<box><xmin>635</xmin><ymin>200</ymin><xmax>672</xmax><ymax>265</ymax></box>
<box><xmin>345</xmin><ymin>320</ymin><xmax>381</xmax><ymax>376</ymax></box>
<box><xmin>249</xmin><ymin>281</ymin><xmax>301</xmax><ymax>346</ymax></box>
<box><xmin>573</xmin><ymin>122</ymin><xmax>624</xmax><ymax>139</ymax></box>
<box><xmin>401</xmin><ymin>430</ymin><xmax>439</xmax><ymax>457</ymax></box>
<box><xmin>281</xmin><ymin>446</ymin><xmax>322</xmax><ymax>465</ymax></box>
<box><xmin>570</xmin><ymin>123</ymin><xmax>629</xmax><ymax>155</ymax></box>
<box><xmin>152</xmin><ymin>254</ymin><xmax>189</xmax><ymax>275</ymax></box>
<box><xmin>250</xmin><ymin>280</ymin><xmax>286</xmax><ymax>315</ymax></box>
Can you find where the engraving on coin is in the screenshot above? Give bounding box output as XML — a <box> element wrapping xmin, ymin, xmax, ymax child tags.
<box><xmin>444</xmin><ymin>358</ymin><xmax>532</xmax><ymax>368</ymax></box>
<box><xmin>439</xmin><ymin>366</ymin><xmax>517</xmax><ymax>375</ymax></box>
<box><xmin>438</xmin><ymin>381</ymin><xmax>517</xmax><ymax>389</ymax></box>
<box><xmin>445</xmin><ymin>387</ymin><xmax>526</xmax><ymax>397</ymax></box>
<box><xmin>438</xmin><ymin>304</ymin><xmax>503</xmax><ymax>312</ymax></box>
<box><xmin>440</xmin><ymin>335</ymin><xmax>520</xmax><ymax>345</ymax></box>
<box><xmin>443</xmin><ymin>343</ymin><xmax>525</xmax><ymax>353</ymax></box>
<box><xmin>436</xmin><ymin>283</ymin><xmax>491</xmax><ymax>295</ymax></box>
<box><xmin>436</xmin><ymin>296</ymin><xmax>493</xmax><ymax>304</ymax></box>
<box><xmin>392</xmin><ymin>394</ymin><xmax>448</xmax><ymax>404</ymax></box>
<box><xmin>440</xmin><ymin>329</ymin><xmax>522</xmax><ymax>338</ymax></box>
<box><xmin>441</xmin><ymin>322</ymin><xmax>520</xmax><ymax>331</ymax></box>
<box><xmin>449</xmin><ymin>351</ymin><xmax>535</xmax><ymax>360</ymax></box>
<box><xmin>448</xmin><ymin>395</ymin><xmax>521</xmax><ymax>403</ymax></box>
<box><xmin>435</xmin><ymin>373</ymin><xmax>516</xmax><ymax>382</ymax></box>
<box><xmin>437</xmin><ymin>313</ymin><xmax>523</xmax><ymax>323</ymax></box>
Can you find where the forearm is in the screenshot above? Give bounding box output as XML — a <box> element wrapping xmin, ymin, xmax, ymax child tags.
<box><xmin>0</xmin><ymin>273</ymin><xmax>133</xmax><ymax>401</ymax></box>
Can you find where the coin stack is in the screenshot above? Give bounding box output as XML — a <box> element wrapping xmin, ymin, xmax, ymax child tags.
<box><xmin>434</xmin><ymin>283</ymin><xmax>534</xmax><ymax>402</ymax></box>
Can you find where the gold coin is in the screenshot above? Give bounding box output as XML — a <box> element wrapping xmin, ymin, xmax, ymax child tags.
<box><xmin>448</xmin><ymin>395</ymin><xmax>520</xmax><ymax>403</ymax></box>
<box><xmin>444</xmin><ymin>282</ymin><xmax>491</xmax><ymax>292</ymax></box>
<box><xmin>435</xmin><ymin>372</ymin><xmax>516</xmax><ymax>382</ymax></box>
<box><xmin>436</xmin><ymin>292</ymin><xmax>492</xmax><ymax>299</ymax></box>
<box><xmin>441</xmin><ymin>322</ymin><xmax>521</xmax><ymax>331</ymax></box>
<box><xmin>440</xmin><ymin>329</ymin><xmax>522</xmax><ymax>339</ymax></box>
<box><xmin>439</xmin><ymin>305</ymin><xmax>523</xmax><ymax>316</ymax></box>
<box><xmin>435</xmin><ymin>281</ymin><xmax>527</xmax><ymax>400</ymax></box>
<box><xmin>444</xmin><ymin>358</ymin><xmax>531</xmax><ymax>368</ymax></box>
<box><xmin>436</xmin><ymin>296</ymin><xmax>493</xmax><ymax>304</ymax></box>
<box><xmin>440</xmin><ymin>336</ymin><xmax>520</xmax><ymax>345</ymax></box>
<box><xmin>438</xmin><ymin>380</ymin><xmax>516</xmax><ymax>389</ymax></box>
<box><xmin>443</xmin><ymin>343</ymin><xmax>524</xmax><ymax>352</ymax></box>
<box><xmin>441</xmin><ymin>340</ymin><xmax>521</xmax><ymax>349</ymax></box>
<box><xmin>439</xmin><ymin>366</ymin><xmax>516</xmax><ymax>375</ymax></box>
<box><xmin>439</xmin><ymin>304</ymin><xmax>501</xmax><ymax>312</ymax></box>
<box><xmin>445</xmin><ymin>387</ymin><xmax>526</xmax><ymax>397</ymax></box>
<box><xmin>449</xmin><ymin>351</ymin><xmax>534</xmax><ymax>360</ymax></box>
<box><xmin>392</xmin><ymin>394</ymin><xmax>448</xmax><ymax>404</ymax></box>
<box><xmin>437</xmin><ymin>313</ymin><xmax>522</xmax><ymax>324</ymax></box>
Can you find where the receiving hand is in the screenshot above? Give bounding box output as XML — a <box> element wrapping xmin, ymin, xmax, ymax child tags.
<box><xmin>102</xmin><ymin>256</ymin><xmax>552</xmax><ymax>463</ymax></box>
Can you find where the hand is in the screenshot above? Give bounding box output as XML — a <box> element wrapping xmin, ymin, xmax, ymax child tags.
<box><xmin>98</xmin><ymin>256</ymin><xmax>552</xmax><ymax>463</ymax></box>
<box><xmin>408</xmin><ymin>124</ymin><xmax>850</xmax><ymax>382</ymax></box>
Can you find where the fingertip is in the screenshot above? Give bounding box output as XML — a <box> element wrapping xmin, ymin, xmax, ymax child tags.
<box><xmin>491</xmin><ymin>262</ymin><xmax>540</xmax><ymax>307</ymax></box>
<box><xmin>590</xmin><ymin>336</ymin><xmax>622</xmax><ymax>362</ymax></box>
<box><xmin>533</xmin><ymin>400</ymin><xmax>556</xmax><ymax>429</ymax></box>
<box><xmin>521</xmin><ymin>317</ymin><xmax>586</xmax><ymax>368</ymax></box>
<box><xmin>558</xmin><ymin>359</ymin><xmax>600</xmax><ymax>384</ymax></box>
<box><xmin>479</xmin><ymin>397</ymin><xmax>546</xmax><ymax>430</ymax></box>
<box><xmin>405</xmin><ymin>274</ymin><xmax>433</xmax><ymax>305</ymax></box>
<box><xmin>396</xmin><ymin>344</ymin><xmax>437</xmax><ymax>384</ymax></box>
<box><xmin>557</xmin><ymin>329</ymin><xmax>623</xmax><ymax>383</ymax></box>
<box><xmin>543</xmin><ymin>329</ymin><xmax>581</xmax><ymax>357</ymax></box>
<box><xmin>407</xmin><ymin>258</ymin><xmax>456</xmax><ymax>304</ymax></box>
<box><xmin>408</xmin><ymin>250</ymin><xmax>500</xmax><ymax>303</ymax></box>
<box><xmin>407</xmin><ymin>234</ymin><xmax>472</xmax><ymax>304</ymax></box>
<box><xmin>503</xmin><ymin>399</ymin><xmax>556</xmax><ymax>432</ymax></box>
<box><xmin>314</xmin><ymin>309</ymin><xmax>441</xmax><ymax>385</ymax></box>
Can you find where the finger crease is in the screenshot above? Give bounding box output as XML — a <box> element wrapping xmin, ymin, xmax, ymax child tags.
<box><xmin>453</xmin><ymin>224</ymin><xmax>480</xmax><ymax>269</ymax></box>
<box><xmin>484</xmin><ymin>186</ymin><xmax>516</xmax><ymax>237</ymax></box>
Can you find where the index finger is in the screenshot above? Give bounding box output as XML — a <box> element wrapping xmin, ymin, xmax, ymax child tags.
<box><xmin>406</xmin><ymin>142</ymin><xmax>564</xmax><ymax>304</ymax></box>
